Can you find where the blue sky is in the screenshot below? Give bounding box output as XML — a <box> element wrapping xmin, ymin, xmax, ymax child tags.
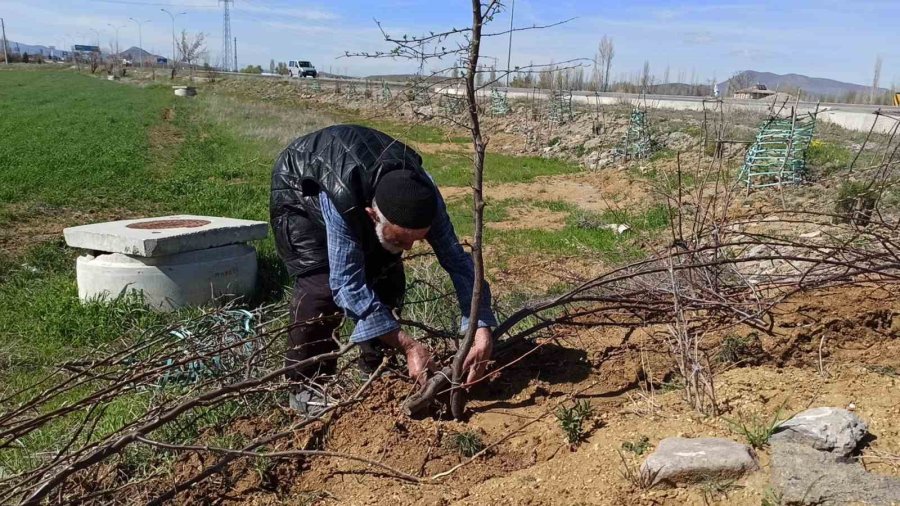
<box><xmin>1</xmin><ymin>0</ymin><xmax>897</xmax><ymax>86</ymax></box>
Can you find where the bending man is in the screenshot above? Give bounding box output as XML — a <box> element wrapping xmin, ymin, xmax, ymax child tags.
<box><xmin>270</xmin><ymin>125</ymin><xmax>496</xmax><ymax>413</ymax></box>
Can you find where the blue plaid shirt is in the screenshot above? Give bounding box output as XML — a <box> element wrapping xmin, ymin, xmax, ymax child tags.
<box><xmin>320</xmin><ymin>190</ymin><xmax>497</xmax><ymax>343</ymax></box>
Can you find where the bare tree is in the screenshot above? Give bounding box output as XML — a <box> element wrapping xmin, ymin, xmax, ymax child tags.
<box><xmin>726</xmin><ymin>70</ymin><xmax>754</xmax><ymax>96</ymax></box>
<box><xmin>871</xmin><ymin>55</ymin><xmax>883</xmax><ymax>105</ymax></box>
<box><xmin>176</xmin><ymin>30</ymin><xmax>206</xmax><ymax>81</ymax></box>
<box><xmin>598</xmin><ymin>35</ymin><xmax>615</xmax><ymax>92</ymax></box>
<box><xmin>640</xmin><ymin>60</ymin><xmax>652</xmax><ymax>93</ymax></box>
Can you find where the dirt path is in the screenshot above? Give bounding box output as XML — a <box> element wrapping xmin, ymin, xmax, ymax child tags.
<box><xmin>441</xmin><ymin>168</ymin><xmax>653</xmax><ymax>214</ymax></box>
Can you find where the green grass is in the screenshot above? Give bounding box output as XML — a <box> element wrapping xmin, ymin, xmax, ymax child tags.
<box><xmin>423</xmin><ymin>151</ymin><xmax>582</xmax><ymax>186</ymax></box>
<box><xmin>806</xmin><ymin>139</ymin><xmax>853</xmax><ymax>174</ymax></box>
<box><xmin>355</xmin><ymin>119</ymin><xmax>451</xmax><ymax>145</ymax></box>
<box><xmin>724</xmin><ymin>401</ymin><xmax>789</xmax><ymax>449</ymax></box>
<box><xmin>443</xmin><ymin>196</ymin><xmax>669</xmax><ymax>261</ymax></box>
<box><xmin>447</xmin><ymin>431</ymin><xmax>485</xmax><ymax>457</ymax></box>
<box><xmin>0</xmin><ymin>71</ymin><xmax>173</xmax><ymax>208</ymax></box>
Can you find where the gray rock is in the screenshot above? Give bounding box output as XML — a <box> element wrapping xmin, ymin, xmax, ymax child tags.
<box><xmin>771</xmin><ymin>441</ymin><xmax>900</xmax><ymax>505</ymax></box>
<box><xmin>640</xmin><ymin>437</ymin><xmax>759</xmax><ymax>486</ymax></box>
<box><xmin>582</xmin><ymin>137</ymin><xmax>605</xmax><ymax>151</ymax></box>
<box><xmin>770</xmin><ymin>407</ymin><xmax>868</xmax><ymax>458</ymax></box>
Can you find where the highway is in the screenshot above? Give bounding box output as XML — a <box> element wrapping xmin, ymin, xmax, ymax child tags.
<box><xmin>213</xmin><ymin>71</ymin><xmax>900</xmax><ymax>134</ymax></box>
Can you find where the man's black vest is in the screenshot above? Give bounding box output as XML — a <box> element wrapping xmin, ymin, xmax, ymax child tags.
<box><xmin>270</xmin><ymin>125</ymin><xmax>430</xmax><ymax>278</ymax></box>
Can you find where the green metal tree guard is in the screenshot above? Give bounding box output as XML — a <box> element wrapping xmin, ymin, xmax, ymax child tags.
<box><xmin>440</xmin><ymin>94</ymin><xmax>465</xmax><ymax>115</ymax></box>
<box><xmin>548</xmin><ymin>89</ymin><xmax>573</xmax><ymax>124</ymax></box>
<box><xmin>739</xmin><ymin>112</ymin><xmax>817</xmax><ymax>190</ymax></box>
<box><xmin>380</xmin><ymin>80</ymin><xmax>392</xmax><ymax>101</ymax></box>
<box><xmin>345</xmin><ymin>81</ymin><xmax>358</xmax><ymax>99</ymax></box>
<box><xmin>613</xmin><ymin>109</ymin><xmax>655</xmax><ymax>160</ymax></box>
<box><xmin>491</xmin><ymin>89</ymin><xmax>510</xmax><ymax>116</ymax></box>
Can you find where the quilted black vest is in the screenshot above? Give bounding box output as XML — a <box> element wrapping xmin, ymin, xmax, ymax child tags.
<box><xmin>269</xmin><ymin>125</ymin><xmax>430</xmax><ymax>278</ymax></box>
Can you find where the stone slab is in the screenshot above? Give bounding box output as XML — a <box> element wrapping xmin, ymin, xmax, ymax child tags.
<box><xmin>640</xmin><ymin>437</ymin><xmax>759</xmax><ymax>486</ymax></box>
<box><xmin>771</xmin><ymin>441</ymin><xmax>900</xmax><ymax>505</ymax></box>
<box><xmin>64</xmin><ymin>215</ymin><xmax>268</xmax><ymax>257</ymax></box>
<box><xmin>770</xmin><ymin>407</ymin><xmax>868</xmax><ymax>458</ymax></box>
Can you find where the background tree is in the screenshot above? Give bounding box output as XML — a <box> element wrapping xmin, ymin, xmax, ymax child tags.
<box><xmin>598</xmin><ymin>35</ymin><xmax>614</xmax><ymax>92</ymax></box>
<box><xmin>871</xmin><ymin>55</ymin><xmax>883</xmax><ymax>105</ymax></box>
<box><xmin>640</xmin><ymin>60</ymin><xmax>652</xmax><ymax>93</ymax></box>
<box><xmin>726</xmin><ymin>70</ymin><xmax>754</xmax><ymax>96</ymax></box>
<box><xmin>176</xmin><ymin>30</ymin><xmax>206</xmax><ymax>81</ymax></box>
<box><xmin>269</xmin><ymin>59</ymin><xmax>275</xmax><ymax>74</ymax></box>
<box><xmin>276</xmin><ymin>61</ymin><xmax>288</xmax><ymax>75</ymax></box>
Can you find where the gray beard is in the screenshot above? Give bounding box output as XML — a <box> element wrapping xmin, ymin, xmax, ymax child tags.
<box><xmin>375</xmin><ymin>220</ymin><xmax>404</xmax><ymax>254</ymax></box>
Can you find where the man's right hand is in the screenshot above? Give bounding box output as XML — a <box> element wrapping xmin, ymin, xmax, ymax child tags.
<box><xmin>379</xmin><ymin>330</ymin><xmax>435</xmax><ymax>385</ymax></box>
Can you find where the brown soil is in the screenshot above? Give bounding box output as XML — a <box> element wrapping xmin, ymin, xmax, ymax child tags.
<box><xmin>138</xmin><ymin>283</ymin><xmax>900</xmax><ymax>506</ymax></box>
<box><xmin>0</xmin><ymin>203</ymin><xmax>134</xmax><ymax>257</ymax></box>
<box><xmin>441</xmin><ymin>168</ymin><xmax>652</xmax><ymax>215</ymax></box>
<box><xmin>488</xmin><ymin>204</ymin><xmax>568</xmax><ymax>231</ymax></box>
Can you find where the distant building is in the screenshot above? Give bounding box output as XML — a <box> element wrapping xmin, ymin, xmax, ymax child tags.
<box><xmin>734</xmin><ymin>84</ymin><xmax>777</xmax><ymax>100</ymax></box>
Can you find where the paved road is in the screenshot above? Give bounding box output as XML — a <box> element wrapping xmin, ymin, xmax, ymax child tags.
<box><xmin>214</xmin><ymin>72</ymin><xmax>900</xmax><ymax>133</ymax></box>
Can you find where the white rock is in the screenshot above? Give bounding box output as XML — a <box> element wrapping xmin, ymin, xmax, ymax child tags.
<box><xmin>601</xmin><ymin>223</ymin><xmax>631</xmax><ymax>235</ymax></box>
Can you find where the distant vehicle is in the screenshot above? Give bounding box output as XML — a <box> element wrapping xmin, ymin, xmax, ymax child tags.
<box><xmin>288</xmin><ymin>60</ymin><xmax>317</xmax><ymax>78</ymax></box>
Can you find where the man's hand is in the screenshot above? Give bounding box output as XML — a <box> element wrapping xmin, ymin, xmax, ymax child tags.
<box><xmin>462</xmin><ymin>327</ymin><xmax>493</xmax><ymax>387</ymax></box>
<box><xmin>379</xmin><ymin>330</ymin><xmax>435</xmax><ymax>385</ymax></box>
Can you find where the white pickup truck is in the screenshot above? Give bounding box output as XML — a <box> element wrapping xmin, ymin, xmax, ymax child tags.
<box><xmin>288</xmin><ymin>60</ymin><xmax>317</xmax><ymax>78</ymax></box>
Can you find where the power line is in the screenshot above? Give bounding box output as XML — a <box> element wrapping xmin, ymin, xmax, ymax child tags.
<box><xmin>86</xmin><ymin>0</ymin><xmax>215</xmax><ymax>7</ymax></box>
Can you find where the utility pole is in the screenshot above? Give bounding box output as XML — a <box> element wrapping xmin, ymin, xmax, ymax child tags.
<box><xmin>128</xmin><ymin>18</ymin><xmax>150</xmax><ymax>68</ymax></box>
<box><xmin>233</xmin><ymin>36</ymin><xmax>237</xmax><ymax>72</ymax></box>
<box><xmin>1</xmin><ymin>18</ymin><xmax>9</xmax><ymax>65</ymax></box>
<box><xmin>161</xmin><ymin>9</ymin><xmax>185</xmax><ymax>72</ymax></box>
<box><xmin>505</xmin><ymin>0</ymin><xmax>514</xmax><ymax>87</ymax></box>
<box><xmin>108</xmin><ymin>23</ymin><xmax>124</xmax><ymax>58</ymax></box>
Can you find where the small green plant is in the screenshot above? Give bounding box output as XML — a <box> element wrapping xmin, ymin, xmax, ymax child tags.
<box><xmin>448</xmin><ymin>431</ymin><xmax>485</xmax><ymax>457</ymax></box>
<box><xmin>616</xmin><ymin>449</ymin><xmax>658</xmax><ymax>490</ymax></box>
<box><xmin>806</xmin><ymin>138</ymin><xmax>853</xmax><ymax>173</ymax></box>
<box><xmin>866</xmin><ymin>364</ymin><xmax>898</xmax><ymax>378</ymax></box>
<box><xmin>724</xmin><ymin>401</ymin><xmax>788</xmax><ymax>449</ymax></box>
<box><xmin>621</xmin><ymin>435</ymin><xmax>651</xmax><ymax>456</ymax></box>
<box><xmin>699</xmin><ymin>476</ymin><xmax>740</xmax><ymax>504</ymax></box>
<box><xmin>835</xmin><ymin>180</ymin><xmax>877</xmax><ymax>226</ymax></box>
<box><xmin>658</xmin><ymin>378</ymin><xmax>684</xmax><ymax>393</ymax></box>
<box><xmin>556</xmin><ymin>399</ymin><xmax>594</xmax><ymax>445</ymax></box>
<box><xmin>761</xmin><ymin>486</ymin><xmax>784</xmax><ymax>506</ymax></box>
<box><xmin>717</xmin><ymin>333</ymin><xmax>764</xmax><ymax>366</ymax></box>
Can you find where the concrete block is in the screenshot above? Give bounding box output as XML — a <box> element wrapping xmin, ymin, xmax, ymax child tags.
<box><xmin>64</xmin><ymin>215</ymin><xmax>268</xmax><ymax>257</ymax></box>
<box><xmin>76</xmin><ymin>244</ymin><xmax>257</xmax><ymax>311</ymax></box>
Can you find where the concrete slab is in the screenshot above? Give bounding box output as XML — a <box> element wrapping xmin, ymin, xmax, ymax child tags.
<box><xmin>64</xmin><ymin>215</ymin><xmax>268</xmax><ymax>257</ymax></box>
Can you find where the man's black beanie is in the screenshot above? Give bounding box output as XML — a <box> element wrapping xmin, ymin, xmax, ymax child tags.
<box><xmin>373</xmin><ymin>170</ymin><xmax>437</xmax><ymax>229</ymax></box>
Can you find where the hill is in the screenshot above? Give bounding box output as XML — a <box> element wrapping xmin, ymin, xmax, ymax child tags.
<box><xmin>718</xmin><ymin>70</ymin><xmax>887</xmax><ymax>100</ymax></box>
<box><xmin>117</xmin><ymin>47</ymin><xmax>166</xmax><ymax>62</ymax></box>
